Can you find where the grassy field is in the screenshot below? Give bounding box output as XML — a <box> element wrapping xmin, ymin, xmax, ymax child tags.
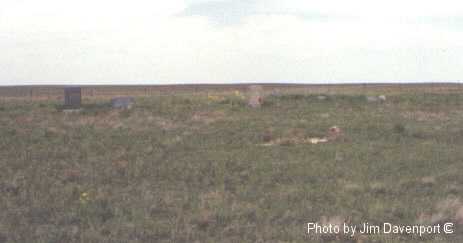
<box><xmin>1</xmin><ymin>90</ymin><xmax>463</xmax><ymax>242</ymax></box>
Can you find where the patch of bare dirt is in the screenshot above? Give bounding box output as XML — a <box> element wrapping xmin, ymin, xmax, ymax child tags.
<box><xmin>402</xmin><ymin>111</ymin><xmax>450</xmax><ymax>122</ymax></box>
<box><xmin>417</xmin><ymin>196</ymin><xmax>463</xmax><ymax>225</ymax></box>
<box><xmin>64</xmin><ymin>110</ymin><xmax>123</xmax><ymax>129</ymax></box>
<box><xmin>14</xmin><ymin>115</ymin><xmax>34</xmax><ymax>125</ymax></box>
<box><xmin>260</xmin><ymin>126</ymin><xmax>343</xmax><ymax>146</ymax></box>
<box><xmin>191</xmin><ymin>111</ymin><xmax>226</xmax><ymax>125</ymax></box>
<box><xmin>122</xmin><ymin>112</ymin><xmax>182</xmax><ymax>131</ymax></box>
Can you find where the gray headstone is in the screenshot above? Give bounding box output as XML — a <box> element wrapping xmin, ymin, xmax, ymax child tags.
<box><xmin>64</xmin><ymin>87</ymin><xmax>81</xmax><ymax>109</ymax></box>
<box><xmin>111</xmin><ymin>97</ymin><xmax>135</xmax><ymax>109</ymax></box>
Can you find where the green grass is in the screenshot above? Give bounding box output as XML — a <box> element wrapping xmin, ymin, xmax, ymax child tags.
<box><xmin>1</xmin><ymin>93</ymin><xmax>463</xmax><ymax>242</ymax></box>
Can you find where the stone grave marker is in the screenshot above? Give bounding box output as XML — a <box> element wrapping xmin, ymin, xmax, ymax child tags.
<box><xmin>111</xmin><ymin>96</ymin><xmax>135</xmax><ymax>109</ymax></box>
<box><xmin>248</xmin><ymin>85</ymin><xmax>264</xmax><ymax>108</ymax></box>
<box><xmin>64</xmin><ymin>87</ymin><xmax>82</xmax><ymax>109</ymax></box>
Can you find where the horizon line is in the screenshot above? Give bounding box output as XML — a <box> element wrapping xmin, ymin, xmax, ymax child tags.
<box><xmin>1</xmin><ymin>81</ymin><xmax>462</xmax><ymax>87</ymax></box>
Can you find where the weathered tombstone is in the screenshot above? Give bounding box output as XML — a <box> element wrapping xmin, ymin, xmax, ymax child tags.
<box><xmin>111</xmin><ymin>96</ymin><xmax>135</xmax><ymax>109</ymax></box>
<box><xmin>64</xmin><ymin>87</ymin><xmax>81</xmax><ymax>109</ymax></box>
<box><xmin>248</xmin><ymin>85</ymin><xmax>264</xmax><ymax>108</ymax></box>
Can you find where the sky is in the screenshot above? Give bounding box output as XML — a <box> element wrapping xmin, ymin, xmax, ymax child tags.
<box><xmin>1</xmin><ymin>0</ymin><xmax>463</xmax><ymax>85</ymax></box>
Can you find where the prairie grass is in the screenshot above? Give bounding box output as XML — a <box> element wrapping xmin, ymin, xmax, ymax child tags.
<box><xmin>1</xmin><ymin>92</ymin><xmax>463</xmax><ymax>242</ymax></box>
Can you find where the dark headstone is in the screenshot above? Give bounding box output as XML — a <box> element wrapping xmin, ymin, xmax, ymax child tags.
<box><xmin>111</xmin><ymin>97</ymin><xmax>135</xmax><ymax>109</ymax></box>
<box><xmin>64</xmin><ymin>87</ymin><xmax>81</xmax><ymax>109</ymax></box>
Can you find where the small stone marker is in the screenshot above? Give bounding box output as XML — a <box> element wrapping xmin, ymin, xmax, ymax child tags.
<box><xmin>367</xmin><ymin>95</ymin><xmax>387</xmax><ymax>102</ymax></box>
<box><xmin>248</xmin><ymin>85</ymin><xmax>264</xmax><ymax>108</ymax></box>
<box><xmin>64</xmin><ymin>87</ymin><xmax>82</xmax><ymax>109</ymax></box>
<box><xmin>111</xmin><ymin>96</ymin><xmax>135</xmax><ymax>109</ymax></box>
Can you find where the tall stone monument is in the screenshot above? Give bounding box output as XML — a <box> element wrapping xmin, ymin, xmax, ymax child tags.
<box><xmin>248</xmin><ymin>85</ymin><xmax>264</xmax><ymax>108</ymax></box>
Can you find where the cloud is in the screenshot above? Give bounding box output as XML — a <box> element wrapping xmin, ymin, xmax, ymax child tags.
<box><xmin>182</xmin><ymin>0</ymin><xmax>463</xmax><ymax>24</ymax></box>
<box><xmin>181</xmin><ymin>0</ymin><xmax>345</xmax><ymax>25</ymax></box>
<box><xmin>181</xmin><ymin>0</ymin><xmax>256</xmax><ymax>25</ymax></box>
<box><xmin>0</xmin><ymin>0</ymin><xmax>187</xmax><ymax>32</ymax></box>
<box><xmin>261</xmin><ymin>0</ymin><xmax>463</xmax><ymax>18</ymax></box>
<box><xmin>0</xmin><ymin>0</ymin><xmax>462</xmax><ymax>84</ymax></box>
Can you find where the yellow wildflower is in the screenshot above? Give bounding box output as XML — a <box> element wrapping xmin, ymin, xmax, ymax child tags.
<box><xmin>79</xmin><ymin>192</ymin><xmax>90</xmax><ymax>204</ymax></box>
<box><xmin>207</xmin><ymin>95</ymin><xmax>223</xmax><ymax>102</ymax></box>
<box><xmin>233</xmin><ymin>90</ymin><xmax>245</xmax><ymax>99</ymax></box>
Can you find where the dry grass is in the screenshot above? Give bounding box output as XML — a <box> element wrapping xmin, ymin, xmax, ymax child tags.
<box><xmin>1</xmin><ymin>91</ymin><xmax>463</xmax><ymax>242</ymax></box>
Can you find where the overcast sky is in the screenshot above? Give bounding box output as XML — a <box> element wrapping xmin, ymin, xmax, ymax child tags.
<box><xmin>1</xmin><ymin>0</ymin><xmax>462</xmax><ymax>85</ymax></box>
